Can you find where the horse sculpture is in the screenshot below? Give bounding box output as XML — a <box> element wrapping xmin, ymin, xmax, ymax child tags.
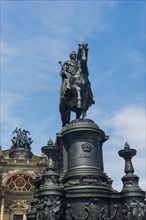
<box><xmin>59</xmin><ymin>43</ymin><xmax>95</xmax><ymax>127</ymax></box>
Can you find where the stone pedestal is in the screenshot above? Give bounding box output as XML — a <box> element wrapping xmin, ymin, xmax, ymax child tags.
<box><xmin>61</xmin><ymin>119</ymin><xmax>114</xmax><ymax>219</ymax></box>
<box><xmin>61</xmin><ymin>119</ymin><xmax>108</xmax><ymax>178</ymax></box>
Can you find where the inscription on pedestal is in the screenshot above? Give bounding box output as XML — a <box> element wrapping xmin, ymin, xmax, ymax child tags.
<box><xmin>79</xmin><ymin>153</ymin><xmax>95</xmax><ymax>158</ymax></box>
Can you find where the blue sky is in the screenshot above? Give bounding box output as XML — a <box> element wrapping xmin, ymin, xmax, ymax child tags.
<box><xmin>1</xmin><ymin>1</ymin><xmax>145</xmax><ymax>191</ymax></box>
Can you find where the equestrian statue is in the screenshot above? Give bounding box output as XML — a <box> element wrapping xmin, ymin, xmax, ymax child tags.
<box><xmin>59</xmin><ymin>43</ymin><xmax>95</xmax><ymax>127</ymax></box>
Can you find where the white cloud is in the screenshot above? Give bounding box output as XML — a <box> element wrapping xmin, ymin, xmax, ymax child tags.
<box><xmin>0</xmin><ymin>92</ymin><xmax>21</xmax><ymax>148</ymax></box>
<box><xmin>29</xmin><ymin>113</ymin><xmax>61</xmax><ymax>155</ymax></box>
<box><xmin>126</xmin><ymin>49</ymin><xmax>145</xmax><ymax>78</ymax></box>
<box><xmin>88</xmin><ymin>105</ymin><xmax>145</xmax><ymax>191</ymax></box>
<box><xmin>104</xmin><ymin>106</ymin><xmax>145</xmax><ymax>191</ymax></box>
<box><xmin>1</xmin><ymin>41</ymin><xmax>19</xmax><ymax>65</ymax></box>
<box><xmin>39</xmin><ymin>1</ymin><xmax>117</xmax><ymax>42</ymax></box>
<box><xmin>107</xmin><ymin>106</ymin><xmax>145</xmax><ymax>148</ymax></box>
<box><xmin>1</xmin><ymin>1</ymin><xmax>119</xmax><ymax>99</ymax></box>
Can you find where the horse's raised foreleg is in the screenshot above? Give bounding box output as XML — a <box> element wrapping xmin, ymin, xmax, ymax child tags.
<box><xmin>61</xmin><ymin>110</ymin><xmax>70</xmax><ymax>127</ymax></box>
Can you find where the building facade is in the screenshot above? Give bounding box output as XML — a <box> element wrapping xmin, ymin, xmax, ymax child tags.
<box><xmin>0</xmin><ymin>128</ymin><xmax>46</xmax><ymax>220</ymax></box>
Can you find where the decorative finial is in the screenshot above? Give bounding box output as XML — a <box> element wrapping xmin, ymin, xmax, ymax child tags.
<box><xmin>124</xmin><ymin>142</ymin><xmax>130</xmax><ymax>149</ymax></box>
<box><xmin>47</xmin><ymin>138</ymin><xmax>55</xmax><ymax>146</ymax></box>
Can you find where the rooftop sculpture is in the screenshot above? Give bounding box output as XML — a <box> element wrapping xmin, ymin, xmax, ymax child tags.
<box><xmin>9</xmin><ymin>127</ymin><xmax>33</xmax><ymax>159</ymax></box>
<box><xmin>11</xmin><ymin>127</ymin><xmax>33</xmax><ymax>150</ymax></box>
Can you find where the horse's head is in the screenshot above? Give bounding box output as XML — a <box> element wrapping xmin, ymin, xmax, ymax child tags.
<box><xmin>77</xmin><ymin>42</ymin><xmax>88</xmax><ymax>63</ymax></box>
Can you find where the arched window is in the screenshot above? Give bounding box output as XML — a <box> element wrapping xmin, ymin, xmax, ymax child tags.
<box><xmin>5</xmin><ymin>173</ymin><xmax>34</xmax><ymax>192</ymax></box>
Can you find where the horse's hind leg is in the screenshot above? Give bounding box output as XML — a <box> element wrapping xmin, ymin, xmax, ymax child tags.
<box><xmin>76</xmin><ymin>110</ymin><xmax>82</xmax><ymax>120</ymax></box>
<box><xmin>66</xmin><ymin>111</ymin><xmax>71</xmax><ymax>125</ymax></box>
<box><xmin>82</xmin><ymin>110</ymin><xmax>87</xmax><ymax>119</ymax></box>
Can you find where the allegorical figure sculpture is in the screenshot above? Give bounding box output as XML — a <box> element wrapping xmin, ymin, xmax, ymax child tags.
<box><xmin>36</xmin><ymin>196</ymin><xmax>64</xmax><ymax>220</ymax></box>
<box><xmin>59</xmin><ymin>43</ymin><xmax>95</xmax><ymax>127</ymax></box>
<box><xmin>11</xmin><ymin>127</ymin><xmax>33</xmax><ymax>149</ymax></box>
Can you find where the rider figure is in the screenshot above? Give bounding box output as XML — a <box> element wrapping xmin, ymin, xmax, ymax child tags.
<box><xmin>60</xmin><ymin>51</ymin><xmax>79</xmax><ymax>101</ymax></box>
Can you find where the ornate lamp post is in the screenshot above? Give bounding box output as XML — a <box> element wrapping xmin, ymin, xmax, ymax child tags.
<box><xmin>119</xmin><ymin>142</ymin><xmax>145</xmax><ymax>210</ymax></box>
<box><xmin>41</xmin><ymin>139</ymin><xmax>60</xmax><ymax>188</ymax></box>
<box><xmin>27</xmin><ymin>139</ymin><xmax>64</xmax><ymax>220</ymax></box>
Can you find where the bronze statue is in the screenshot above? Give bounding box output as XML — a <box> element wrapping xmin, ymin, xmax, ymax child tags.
<box><xmin>59</xmin><ymin>43</ymin><xmax>95</xmax><ymax>127</ymax></box>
